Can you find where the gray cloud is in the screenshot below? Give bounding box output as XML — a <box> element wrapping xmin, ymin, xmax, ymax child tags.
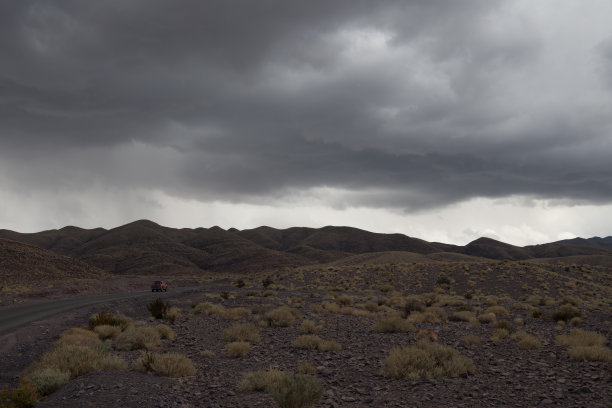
<box><xmin>1</xmin><ymin>0</ymin><xmax>611</xmax><ymax>213</ymax></box>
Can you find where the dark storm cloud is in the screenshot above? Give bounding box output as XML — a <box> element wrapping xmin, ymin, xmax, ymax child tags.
<box><xmin>1</xmin><ymin>0</ymin><xmax>611</xmax><ymax>210</ymax></box>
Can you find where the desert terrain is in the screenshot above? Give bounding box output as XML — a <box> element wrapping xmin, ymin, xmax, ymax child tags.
<box><xmin>1</xmin><ymin>221</ymin><xmax>611</xmax><ymax>407</ymax></box>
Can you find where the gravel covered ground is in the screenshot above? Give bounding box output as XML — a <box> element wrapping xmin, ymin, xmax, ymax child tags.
<box><xmin>1</xmin><ymin>280</ymin><xmax>611</xmax><ymax>408</ymax></box>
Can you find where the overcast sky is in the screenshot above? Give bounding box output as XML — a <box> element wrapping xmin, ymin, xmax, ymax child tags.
<box><xmin>1</xmin><ymin>0</ymin><xmax>611</xmax><ymax>245</ymax></box>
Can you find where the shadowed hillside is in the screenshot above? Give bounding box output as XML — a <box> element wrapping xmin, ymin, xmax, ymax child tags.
<box><xmin>1</xmin><ymin>220</ymin><xmax>611</xmax><ymax>275</ymax></box>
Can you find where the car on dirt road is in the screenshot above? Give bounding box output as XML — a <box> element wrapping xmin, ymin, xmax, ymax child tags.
<box><xmin>151</xmin><ymin>280</ymin><xmax>168</xmax><ymax>292</ymax></box>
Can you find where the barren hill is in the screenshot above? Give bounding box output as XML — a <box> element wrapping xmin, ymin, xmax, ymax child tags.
<box><xmin>0</xmin><ymin>238</ymin><xmax>109</xmax><ymax>287</ymax></box>
<box><xmin>1</xmin><ymin>220</ymin><xmax>611</xmax><ymax>275</ymax></box>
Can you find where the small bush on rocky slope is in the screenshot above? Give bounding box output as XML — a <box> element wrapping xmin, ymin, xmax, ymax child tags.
<box><xmin>115</xmin><ymin>326</ymin><xmax>161</xmax><ymax>350</ymax></box>
<box><xmin>292</xmin><ymin>335</ymin><xmax>341</xmax><ymax>351</ymax></box>
<box><xmin>134</xmin><ymin>352</ymin><xmax>196</xmax><ymax>377</ymax></box>
<box><xmin>88</xmin><ymin>308</ymin><xmax>131</xmax><ymax>330</ymax></box>
<box><xmin>555</xmin><ymin>329</ymin><xmax>612</xmax><ymax>362</ymax></box>
<box><xmin>25</xmin><ymin>368</ymin><xmax>70</xmax><ymax>396</ymax></box>
<box><xmin>265</xmin><ymin>306</ymin><xmax>300</xmax><ymax>327</ymax></box>
<box><xmin>0</xmin><ymin>379</ymin><xmax>38</xmax><ymax>408</ymax></box>
<box><xmin>299</xmin><ymin>320</ymin><xmax>322</xmax><ymax>334</ymax></box>
<box><xmin>381</xmin><ymin>340</ymin><xmax>475</xmax><ymax>380</ymax></box>
<box><xmin>222</xmin><ymin>323</ymin><xmax>260</xmax><ymax>342</ymax></box>
<box><xmin>239</xmin><ymin>369</ymin><xmax>324</xmax><ymax>408</ymax></box>
<box><xmin>373</xmin><ymin>317</ymin><xmax>413</xmax><ymax>333</ymax></box>
<box><xmin>147</xmin><ymin>298</ymin><xmax>169</xmax><ymax>319</ymax></box>
<box><xmin>226</xmin><ymin>341</ymin><xmax>251</xmax><ymax>357</ymax></box>
<box><xmin>551</xmin><ymin>304</ymin><xmax>581</xmax><ymax>322</ymax></box>
<box><xmin>514</xmin><ymin>331</ymin><xmax>542</xmax><ymax>350</ymax></box>
<box><xmin>93</xmin><ymin>325</ymin><xmax>121</xmax><ymax>340</ymax></box>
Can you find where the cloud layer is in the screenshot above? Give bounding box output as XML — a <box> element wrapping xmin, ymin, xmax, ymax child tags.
<box><xmin>1</xmin><ymin>1</ymin><xmax>611</xmax><ymax>241</ymax></box>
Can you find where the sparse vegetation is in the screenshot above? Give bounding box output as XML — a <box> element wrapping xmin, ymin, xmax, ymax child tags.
<box><xmin>292</xmin><ymin>335</ymin><xmax>341</xmax><ymax>351</ymax></box>
<box><xmin>381</xmin><ymin>340</ymin><xmax>475</xmax><ymax>380</ymax></box>
<box><xmin>373</xmin><ymin>317</ymin><xmax>413</xmax><ymax>333</ymax></box>
<box><xmin>226</xmin><ymin>341</ymin><xmax>252</xmax><ymax>357</ymax></box>
<box><xmin>221</xmin><ymin>323</ymin><xmax>260</xmax><ymax>343</ymax></box>
<box><xmin>239</xmin><ymin>369</ymin><xmax>324</xmax><ymax>408</ymax></box>
<box><xmin>134</xmin><ymin>352</ymin><xmax>196</xmax><ymax>377</ymax></box>
<box><xmin>115</xmin><ymin>326</ymin><xmax>161</xmax><ymax>350</ymax></box>
<box><xmin>265</xmin><ymin>306</ymin><xmax>300</xmax><ymax>327</ymax></box>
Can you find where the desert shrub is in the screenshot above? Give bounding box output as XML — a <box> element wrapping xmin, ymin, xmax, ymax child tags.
<box><xmin>0</xmin><ymin>379</ymin><xmax>38</xmax><ymax>408</ymax></box>
<box><xmin>94</xmin><ymin>325</ymin><xmax>121</xmax><ymax>340</ymax></box>
<box><xmin>363</xmin><ymin>302</ymin><xmax>380</xmax><ymax>312</ymax></box>
<box><xmin>199</xmin><ymin>350</ymin><xmax>215</xmax><ymax>358</ymax></box>
<box><xmin>57</xmin><ymin>328</ymin><xmax>100</xmax><ymax>347</ymax></box>
<box><xmin>262</xmin><ymin>277</ymin><xmax>274</xmax><ymax>288</ymax></box>
<box><xmin>238</xmin><ymin>368</ymin><xmax>285</xmax><ymax>392</ymax></box>
<box><xmin>292</xmin><ymin>335</ymin><xmax>341</xmax><ymax>351</ymax></box>
<box><xmin>493</xmin><ymin>320</ymin><xmax>515</xmax><ymax>333</ymax></box>
<box><xmin>147</xmin><ymin>298</ymin><xmax>169</xmax><ymax>319</ymax></box>
<box><xmin>449</xmin><ymin>311</ymin><xmax>476</xmax><ymax>322</ymax></box>
<box><xmin>514</xmin><ymin>331</ymin><xmax>542</xmax><ymax>349</ymax></box>
<box><xmin>568</xmin><ymin>346</ymin><xmax>612</xmax><ymax>362</ymax></box>
<box><xmin>191</xmin><ymin>302</ymin><xmax>226</xmax><ymax>316</ymax></box>
<box><xmin>484</xmin><ymin>296</ymin><xmax>499</xmax><ymax>306</ymax></box>
<box><xmin>134</xmin><ymin>352</ymin><xmax>196</xmax><ymax>377</ymax></box>
<box><xmin>26</xmin><ymin>368</ymin><xmax>70</xmax><ymax>396</ymax></box>
<box><xmin>321</xmin><ymin>302</ymin><xmax>341</xmax><ymax>313</ymax></box>
<box><xmin>37</xmin><ymin>343</ymin><xmax>126</xmax><ymax>378</ymax></box>
<box><xmin>155</xmin><ymin>324</ymin><xmax>176</xmax><ymax>339</ymax></box>
<box><xmin>381</xmin><ymin>340</ymin><xmax>474</xmax><ymax>380</ymax></box>
<box><xmin>221</xmin><ymin>323</ymin><xmax>260</xmax><ymax>343</ymax></box>
<box><xmin>335</xmin><ymin>294</ymin><xmax>354</xmax><ymax>306</ymax></box>
<box><xmin>299</xmin><ymin>320</ymin><xmax>321</xmax><ymax>334</ymax></box>
<box><xmin>561</xmin><ymin>295</ymin><xmax>581</xmax><ymax>306</ymax></box>
<box><xmin>373</xmin><ymin>317</ymin><xmax>413</xmax><ymax>333</ymax></box>
<box><xmin>165</xmin><ymin>306</ymin><xmax>182</xmax><ymax>324</ymax></box>
<box><xmin>551</xmin><ymin>304</ymin><xmax>581</xmax><ymax>322</ymax></box>
<box><xmin>266</xmin><ymin>306</ymin><xmax>300</xmax><ymax>327</ymax></box>
<box><xmin>267</xmin><ymin>372</ymin><xmax>324</xmax><ymax>408</ymax></box>
<box><xmin>224</xmin><ymin>307</ymin><xmax>251</xmax><ymax>320</ymax></box>
<box><xmin>511</xmin><ymin>303</ymin><xmax>533</xmax><ymax>311</ymax></box>
<box><xmin>491</xmin><ymin>328</ymin><xmax>510</xmax><ymax>341</ymax></box>
<box><xmin>569</xmin><ymin>316</ymin><xmax>583</xmax><ymax>326</ymax></box>
<box><xmin>407</xmin><ymin>311</ymin><xmax>440</xmax><ymax>324</ymax></box>
<box><xmin>403</xmin><ymin>299</ymin><xmax>426</xmax><ymax>316</ymax></box>
<box><xmin>297</xmin><ymin>361</ymin><xmax>316</xmax><ymax>375</ymax></box>
<box><xmin>478</xmin><ymin>313</ymin><xmax>496</xmax><ymax>324</ymax></box>
<box><xmin>485</xmin><ymin>305</ymin><xmax>509</xmax><ymax>318</ymax></box>
<box><xmin>555</xmin><ymin>329</ymin><xmax>606</xmax><ymax>347</ymax></box>
<box><xmin>531</xmin><ymin>309</ymin><xmax>543</xmax><ymax>318</ymax></box>
<box><xmin>115</xmin><ymin>326</ymin><xmax>161</xmax><ymax>350</ymax></box>
<box><xmin>435</xmin><ymin>273</ymin><xmax>452</xmax><ymax>286</ymax></box>
<box><xmin>88</xmin><ymin>308</ymin><xmax>131</xmax><ymax>330</ymax></box>
<box><xmin>463</xmin><ymin>335</ymin><xmax>481</xmax><ymax>346</ymax></box>
<box><xmin>226</xmin><ymin>341</ymin><xmax>251</xmax><ymax>358</ymax></box>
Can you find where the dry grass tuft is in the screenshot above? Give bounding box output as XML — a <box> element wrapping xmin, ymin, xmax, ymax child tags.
<box><xmin>514</xmin><ymin>331</ymin><xmax>542</xmax><ymax>349</ymax></box>
<box><xmin>238</xmin><ymin>368</ymin><xmax>285</xmax><ymax>392</ymax></box>
<box><xmin>491</xmin><ymin>328</ymin><xmax>510</xmax><ymax>341</ymax></box>
<box><xmin>555</xmin><ymin>329</ymin><xmax>606</xmax><ymax>347</ymax></box>
<box><xmin>266</xmin><ymin>306</ymin><xmax>300</xmax><ymax>327</ymax></box>
<box><xmin>568</xmin><ymin>346</ymin><xmax>612</xmax><ymax>362</ymax></box>
<box><xmin>155</xmin><ymin>324</ymin><xmax>176</xmax><ymax>339</ymax></box>
<box><xmin>239</xmin><ymin>369</ymin><xmax>324</xmax><ymax>408</ymax></box>
<box><xmin>373</xmin><ymin>317</ymin><xmax>413</xmax><ymax>333</ymax></box>
<box><xmin>36</xmin><ymin>343</ymin><xmax>126</xmax><ymax>378</ymax></box>
<box><xmin>463</xmin><ymin>335</ymin><xmax>481</xmax><ymax>346</ymax></box>
<box><xmin>485</xmin><ymin>305</ymin><xmax>509</xmax><ymax>318</ymax></box>
<box><xmin>292</xmin><ymin>335</ymin><xmax>342</xmax><ymax>351</ymax></box>
<box><xmin>88</xmin><ymin>308</ymin><xmax>131</xmax><ymax>330</ymax></box>
<box><xmin>93</xmin><ymin>325</ymin><xmax>121</xmax><ymax>340</ymax></box>
<box><xmin>226</xmin><ymin>341</ymin><xmax>252</xmax><ymax>358</ymax></box>
<box><xmin>26</xmin><ymin>368</ymin><xmax>70</xmax><ymax>396</ymax></box>
<box><xmin>221</xmin><ymin>323</ymin><xmax>260</xmax><ymax>343</ymax></box>
<box><xmin>381</xmin><ymin>340</ymin><xmax>475</xmax><ymax>380</ymax></box>
<box><xmin>134</xmin><ymin>352</ymin><xmax>196</xmax><ymax>377</ymax></box>
<box><xmin>551</xmin><ymin>304</ymin><xmax>581</xmax><ymax>322</ymax></box>
<box><xmin>115</xmin><ymin>326</ymin><xmax>161</xmax><ymax>350</ymax></box>
<box><xmin>299</xmin><ymin>320</ymin><xmax>322</xmax><ymax>334</ymax></box>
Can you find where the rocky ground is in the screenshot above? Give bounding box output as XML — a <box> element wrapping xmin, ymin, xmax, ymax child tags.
<box><xmin>1</xmin><ymin>276</ymin><xmax>611</xmax><ymax>408</ymax></box>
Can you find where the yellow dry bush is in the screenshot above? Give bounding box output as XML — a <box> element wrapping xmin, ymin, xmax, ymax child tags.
<box><xmin>555</xmin><ymin>329</ymin><xmax>606</xmax><ymax>347</ymax></box>
<box><xmin>226</xmin><ymin>341</ymin><xmax>251</xmax><ymax>358</ymax></box>
<box><xmin>299</xmin><ymin>320</ymin><xmax>322</xmax><ymax>334</ymax></box>
<box><xmin>134</xmin><ymin>352</ymin><xmax>196</xmax><ymax>377</ymax></box>
<box><xmin>155</xmin><ymin>324</ymin><xmax>176</xmax><ymax>339</ymax></box>
<box><xmin>221</xmin><ymin>323</ymin><xmax>260</xmax><ymax>343</ymax></box>
<box><xmin>265</xmin><ymin>306</ymin><xmax>300</xmax><ymax>327</ymax></box>
<box><xmin>94</xmin><ymin>325</ymin><xmax>121</xmax><ymax>340</ymax></box>
<box><xmin>115</xmin><ymin>326</ymin><xmax>161</xmax><ymax>350</ymax></box>
<box><xmin>514</xmin><ymin>331</ymin><xmax>542</xmax><ymax>349</ymax></box>
<box><xmin>381</xmin><ymin>340</ymin><xmax>475</xmax><ymax>380</ymax></box>
<box><xmin>292</xmin><ymin>335</ymin><xmax>342</xmax><ymax>351</ymax></box>
<box><xmin>485</xmin><ymin>305</ymin><xmax>509</xmax><ymax>318</ymax></box>
<box><xmin>373</xmin><ymin>317</ymin><xmax>413</xmax><ymax>333</ymax></box>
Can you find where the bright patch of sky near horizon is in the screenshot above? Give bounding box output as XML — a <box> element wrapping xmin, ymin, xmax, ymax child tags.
<box><xmin>1</xmin><ymin>0</ymin><xmax>611</xmax><ymax>246</ymax></box>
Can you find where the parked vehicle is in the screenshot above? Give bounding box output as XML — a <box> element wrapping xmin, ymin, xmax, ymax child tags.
<box><xmin>151</xmin><ymin>280</ymin><xmax>168</xmax><ymax>292</ymax></box>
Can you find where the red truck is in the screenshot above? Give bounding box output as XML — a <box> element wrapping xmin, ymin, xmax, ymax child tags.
<box><xmin>151</xmin><ymin>280</ymin><xmax>168</xmax><ymax>292</ymax></box>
